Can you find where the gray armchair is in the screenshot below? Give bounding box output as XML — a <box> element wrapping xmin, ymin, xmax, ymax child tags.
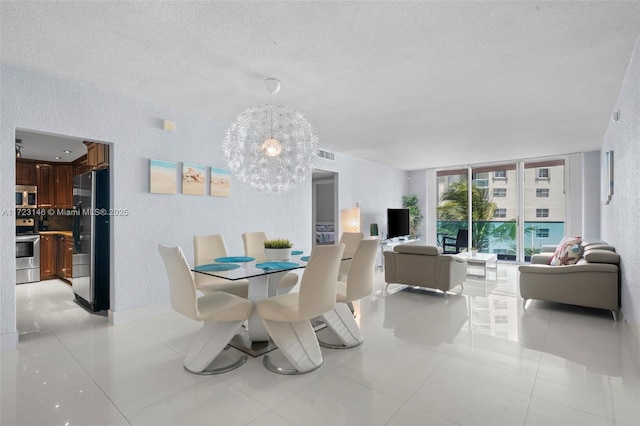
<box><xmin>383</xmin><ymin>245</ymin><xmax>467</xmax><ymax>293</ymax></box>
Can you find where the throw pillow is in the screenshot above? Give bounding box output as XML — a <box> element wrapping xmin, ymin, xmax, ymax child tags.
<box><xmin>560</xmin><ymin>243</ymin><xmax>583</xmax><ymax>265</ymax></box>
<box><xmin>549</xmin><ymin>236</ymin><xmax>582</xmax><ymax>266</ymax></box>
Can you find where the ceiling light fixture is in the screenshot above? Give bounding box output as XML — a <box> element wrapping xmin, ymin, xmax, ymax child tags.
<box><xmin>64</xmin><ymin>150</ymin><xmax>72</xmax><ymax>154</ymax></box>
<box><xmin>54</xmin><ymin>156</ymin><xmax>61</xmax><ymax>160</ymax></box>
<box><xmin>222</xmin><ymin>78</ymin><xmax>318</xmax><ymax>194</ymax></box>
<box><xmin>15</xmin><ymin>139</ymin><xmax>23</xmax><ymax>158</ymax></box>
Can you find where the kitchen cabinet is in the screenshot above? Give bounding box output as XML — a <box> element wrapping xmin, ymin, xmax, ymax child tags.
<box><xmin>36</xmin><ymin>163</ymin><xmax>55</xmax><ymax>208</ymax></box>
<box><xmin>16</xmin><ymin>161</ymin><xmax>36</xmax><ymax>185</ymax></box>
<box><xmin>84</xmin><ymin>142</ymin><xmax>109</xmax><ymax>170</ymax></box>
<box><xmin>36</xmin><ymin>163</ymin><xmax>73</xmax><ymax>208</ymax></box>
<box><xmin>56</xmin><ymin>235</ymin><xmax>73</xmax><ymax>280</ymax></box>
<box><xmin>64</xmin><ymin>237</ymin><xmax>73</xmax><ymax>279</ymax></box>
<box><xmin>40</xmin><ymin>232</ymin><xmax>72</xmax><ymax>281</ymax></box>
<box><xmin>73</xmin><ymin>155</ymin><xmax>92</xmax><ymax>176</ymax></box>
<box><xmin>55</xmin><ymin>165</ymin><xmax>73</xmax><ymax>208</ymax></box>
<box><xmin>40</xmin><ymin>234</ymin><xmax>57</xmax><ymax>280</ymax></box>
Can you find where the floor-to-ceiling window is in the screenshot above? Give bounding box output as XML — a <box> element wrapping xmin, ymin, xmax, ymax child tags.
<box><xmin>436</xmin><ymin>169</ymin><xmax>469</xmax><ymax>252</ymax></box>
<box><xmin>522</xmin><ymin>159</ymin><xmax>565</xmax><ymax>261</ymax></box>
<box><xmin>436</xmin><ymin>158</ymin><xmax>565</xmax><ymax>262</ymax></box>
<box><xmin>472</xmin><ymin>164</ymin><xmax>517</xmax><ymax>260</ymax></box>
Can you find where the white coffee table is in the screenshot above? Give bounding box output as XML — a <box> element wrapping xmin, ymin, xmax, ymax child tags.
<box><xmin>456</xmin><ymin>252</ymin><xmax>498</xmax><ymax>280</ymax></box>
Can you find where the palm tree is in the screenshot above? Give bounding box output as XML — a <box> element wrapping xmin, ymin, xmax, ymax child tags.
<box><xmin>437</xmin><ymin>178</ymin><xmax>497</xmax><ymax>251</ymax></box>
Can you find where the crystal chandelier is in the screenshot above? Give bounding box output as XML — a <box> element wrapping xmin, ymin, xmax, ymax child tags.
<box><xmin>222</xmin><ymin>78</ymin><xmax>318</xmax><ymax>194</ymax></box>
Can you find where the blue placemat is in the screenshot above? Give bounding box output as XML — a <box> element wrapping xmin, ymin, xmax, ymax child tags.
<box><xmin>301</xmin><ymin>256</ymin><xmax>310</xmax><ymax>262</ymax></box>
<box><xmin>255</xmin><ymin>261</ymin><xmax>299</xmax><ymax>271</ymax></box>
<box><xmin>214</xmin><ymin>256</ymin><xmax>255</xmax><ymax>263</ymax></box>
<box><xmin>291</xmin><ymin>250</ymin><xmax>303</xmax><ymax>255</ymax></box>
<box><xmin>194</xmin><ymin>263</ymin><xmax>241</xmax><ymax>272</ymax></box>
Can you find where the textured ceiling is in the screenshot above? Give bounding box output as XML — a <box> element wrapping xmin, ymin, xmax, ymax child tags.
<box><xmin>2</xmin><ymin>1</ymin><xmax>640</xmax><ymax>170</ymax></box>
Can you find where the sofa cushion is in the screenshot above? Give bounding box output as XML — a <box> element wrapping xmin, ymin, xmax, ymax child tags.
<box><xmin>584</xmin><ymin>244</ymin><xmax>616</xmax><ymax>252</ymax></box>
<box><xmin>584</xmin><ymin>249</ymin><xmax>620</xmax><ymax>264</ymax></box>
<box><xmin>581</xmin><ymin>240</ymin><xmax>607</xmax><ymax>248</ymax></box>
<box><xmin>394</xmin><ymin>245</ymin><xmax>441</xmax><ymax>255</ymax></box>
<box><xmin>550</xmin><ymin>236</ymin><xmax>582</xmax><ymax>265</ymax></box>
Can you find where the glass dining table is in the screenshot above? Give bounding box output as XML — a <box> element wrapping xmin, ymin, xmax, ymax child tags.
<box><xmin>192</xmin><ymin>251</ymin><xmax>310</xmax><ymax>357</ymax></box>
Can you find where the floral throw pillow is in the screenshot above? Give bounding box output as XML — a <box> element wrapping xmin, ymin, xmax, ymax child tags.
<box><xmin>549</xmin><ymin>236</ymin><xmax>582</xmax><ymax>266</ymax></box>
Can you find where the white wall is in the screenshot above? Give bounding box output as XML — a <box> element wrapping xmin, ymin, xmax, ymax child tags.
<box><xmin>0</xmin><ymin>63</ymin><xmax>407</xmax><ymax>350</ymax></box>
<box><xmin>600</xmin><ymin>40</ymin><xmax>640</xmax><ymax>341</ymax></box>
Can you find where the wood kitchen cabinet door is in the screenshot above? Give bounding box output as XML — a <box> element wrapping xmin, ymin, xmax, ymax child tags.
<box><xmin>62</xmin><ymin>236</ymin><xmax>73</xmax><ymax>279</ymax></box>
<box><xmin>40</xmin><ymin>234</ymin><xmax>57</xmax><ymax>280</ymax></box>
<box><xmin>16</xmin><ymin>161</ymin><xmax>36</xmax><ymax>185</ymax></box>
<box><xmin>55</xmin><ymin>165</ymin><xmax>73</xmax><ymax>208</ymax></box>
<box><xmin>36</xmin><ymin>164</ymin><xmax>55</xmax><ymax>208</ymax></box>
<box><xmin>83</xmin><ymin>142</ymin><xmax>109</xmax><ymax>170</ymax></box>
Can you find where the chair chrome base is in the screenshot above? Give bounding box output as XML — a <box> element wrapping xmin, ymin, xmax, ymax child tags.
<box><xmin>184</xmin><ymin>349</ymin><xmax>248</xmax><ymax>375</ymax></box>
<box><xmin>263</xmin><ymin>354</ymin><xmax>322</xmax><ymax>375</ymax></box>
<box><xmin>318</xmin><ymin>338</ymin><xmax>362</xmax><ymax>350</ymax></box>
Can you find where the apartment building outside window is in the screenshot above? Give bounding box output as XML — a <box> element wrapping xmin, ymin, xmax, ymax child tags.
<box><xmin>537</xmin><ymin>168</ymin><xmax>550</xmax><ymax>179</ymax></box>
<box><xmin>493</xmin><ymin>170</ymin><xmax>507</xmax><ymax>179</ymax></box>
<box><xmin>536</xmin><ymin>208</ymin><xmax>549</xmax><ymax>218</ymax></box>
<box><xmin>536</xmin><ymin>188</ymin><xmax>549</xmax><ymax>198</ymax></box>
<box><xmin>493</xmin><ymin>188</ymin><xmax>507</xmax><ymax>198</ymax></box>
<box><xmin>494</xmin><ymin>208</ymin><xmax>507</xmax><ymax>218</ymax></box>
<box><xmin>535</xmin><ymin>228</ymin><xmax>549</xmax><ymax>238</ymax></box>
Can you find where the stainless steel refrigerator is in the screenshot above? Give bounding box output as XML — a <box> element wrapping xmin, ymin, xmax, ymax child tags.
<box><xmin>72</xmin><ymin>169</ymin><xmax>110</xmax><ymax>312</ymax></box>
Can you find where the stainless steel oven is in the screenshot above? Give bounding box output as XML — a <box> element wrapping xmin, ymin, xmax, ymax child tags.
<box><xmin>16</xmin><ymin>218</ymin><xmax>40</xmax><ymax>284</ymax></box>
<box><xmin>16</xmin><ymin>185</ymin><xmax>37</xmax><ymax>209</ymax></box>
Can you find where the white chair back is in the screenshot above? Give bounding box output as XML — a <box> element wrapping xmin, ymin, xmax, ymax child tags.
<box><xmin>339</xmin><ymin>232</ymin><xmax>365</xmax><ymax>256</ymax></box>
<box><xmin>158</xmin><ymin>245</ymin><xmax>199</xmax><ymax>320</ymax></box>
<box><xmin>345</xmin><ymin>239</ymin><xmax>379</xmax><ymax>301</ymax></box>
<box><xmin>242</xmin><ymin>232</ymin><xmax>268</xmax><ymax>256</ymax></box>
<box><xmin>194</xmin><ymin>234</ymin><xmax>229</xmax><ymax>265</ymax></box>
<box><xmin>299</xmin><ymin>243</ymin><xmax>345</xmax><ymax>318</ymax></box>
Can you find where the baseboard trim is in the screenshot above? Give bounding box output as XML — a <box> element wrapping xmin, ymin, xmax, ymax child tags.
<box><xmin>108</xmin><ymin>302</ymin><xmax>172</xmax><ymax>326</ymax></box>
<box><xmin>0</xmin><ymin>331</ymin><xmax>19</xmax><ymax>352</ymax></box>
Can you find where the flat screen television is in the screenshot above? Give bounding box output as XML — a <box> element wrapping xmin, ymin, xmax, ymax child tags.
<box><xmin>387</xmin><ymin>208</ymin><xmax>410</xmax><ymax>239</ymax></box>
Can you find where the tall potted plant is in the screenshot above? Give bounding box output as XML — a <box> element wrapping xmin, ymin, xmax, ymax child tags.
<box><xmin>402</xmin><ymin>194</ymin><xmax>424</xmax><ymax>239</ymax></box>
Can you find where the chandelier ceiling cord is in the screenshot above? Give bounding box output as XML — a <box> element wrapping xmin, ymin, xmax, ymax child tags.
<box><xmin>222</xmin><ymin>78</ymin><xmax>318</xmax><ymax>194</ymax></box>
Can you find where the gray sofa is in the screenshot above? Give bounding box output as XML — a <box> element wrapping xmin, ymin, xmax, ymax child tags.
<box><xmin>518</xmin><ymin>241</ymin><xmax>620</xmax><ymax>320</ymax></box>
<box><xmin>383</xmin><ymin>245</ymin><xmax>467</xmax><ymax>294</ymax></box>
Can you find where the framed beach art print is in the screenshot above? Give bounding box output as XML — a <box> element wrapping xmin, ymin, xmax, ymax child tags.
<box><xmin>210</xmin><ymin>167</ymin><xmax>231</xmax><ymax>198</ymax></box>
<box><xmin>182</xmin><ymin>163</ymin><xmax>206</xmax><ymax>195</ymax></box>
<box><xmin>149</xmin><ymin>159</ymin><xmax>177</xmax><ymax>194</ymax></box>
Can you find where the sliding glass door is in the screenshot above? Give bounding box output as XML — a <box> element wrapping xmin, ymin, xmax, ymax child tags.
<box><xmin>471</xmin><ymin>164</ymin><xmax>517</xmax><ymax>260</ymax></box>
<box><xmin>523</xmin><ymin>160</ymin><xmax>565</xmax><ymax>261</ymax></box>
<box><xmin>436</xmin><ymin>169</ymin><xmax>469</xmax><ymax>253</ymax></box>
<box><xmin>436</xmin><ymin>159</ymin><xmax>566</xmax><ymax>262</ymax></box>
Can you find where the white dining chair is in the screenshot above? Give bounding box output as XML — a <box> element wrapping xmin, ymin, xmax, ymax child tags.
<box><xmin>319</xmin><ymin>238</ymin><xmax>379</xmax><ymax>348</ymax></box>
<box><xmin>255</xmin><ymin>243</ymin><xmax>345</xmax><ymax>374</ymax></box>
<box><xmin>242</xmin><ymin>231</ymin><xmax>299</xmax><ymax>290</ymax></box>
<box><xmin>337</xmin><ymin>232</ymin><xmax>365</xmax><ymax>281</ymax></box>
<box><xmin>193</xmin><ymin>234</ymin><xmax>249</xmax><ymax>298</ymax></box>
<box><xmin>158</xmin><ymin>244</ymin><xmax>253</xmax><ymax>374</ymax></box>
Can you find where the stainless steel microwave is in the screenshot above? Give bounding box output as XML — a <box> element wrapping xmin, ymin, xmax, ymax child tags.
<box><xmin>16</xmin><ymin>185</ymin><xmax>37</xmax><ymax>209</ymax></box>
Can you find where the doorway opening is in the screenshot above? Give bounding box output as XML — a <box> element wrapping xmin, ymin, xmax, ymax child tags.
<box><xmin>14</xmin><ymin>128</ymin><xmax>112</xmax><ymax>324</ymax></box>
<box><xmin>312</xmin><ymin>170</ymin><xmax>338</xmax><ymax>246</ymax></box>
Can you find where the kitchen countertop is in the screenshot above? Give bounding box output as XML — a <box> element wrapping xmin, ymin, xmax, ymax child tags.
<box><xmin>39</xmin><ymin>231</ymin><xmax>73</xmax><ymax>237</ymax></box>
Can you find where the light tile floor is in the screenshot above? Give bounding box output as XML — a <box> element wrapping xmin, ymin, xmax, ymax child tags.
<box><xmin>2</xmin><ymin>265</ymin><xmax>640</xmax><ymax>425</ymax></box>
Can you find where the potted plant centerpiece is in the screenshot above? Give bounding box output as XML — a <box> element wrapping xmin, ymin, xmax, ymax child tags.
<box><xmin>264</xmin><ymin>238</ymin><xmax>293</xmax><ymax>261</ymax></box>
